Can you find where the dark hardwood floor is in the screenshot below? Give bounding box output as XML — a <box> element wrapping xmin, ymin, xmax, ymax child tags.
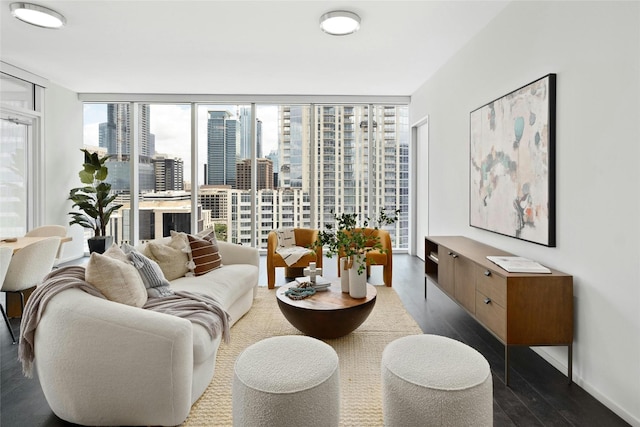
<box><xmin>1</xmin><ymin>254</ymin><xmax>629</xmax><ymax>426</ymax></box>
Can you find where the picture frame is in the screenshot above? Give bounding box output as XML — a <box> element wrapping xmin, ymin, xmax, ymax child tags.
<box><xmin>469</xmin><ymin>73</ymin><xmax>556</xmax><ymax>247</ymax></box>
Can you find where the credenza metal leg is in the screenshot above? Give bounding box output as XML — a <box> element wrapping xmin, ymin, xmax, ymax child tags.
<box><xmin>568</xmin><ymin>344</ymin><xmax>573</xmax><ymax>385</ymax></box>
<box><xmin>505</xmin><ymin>345</ymin><xmax>510</xmax><ymax>386</ymax></box>
<box><xmin>424</xmin><ymin>277</ymin><xmax>427</xmax><ymax>299</ymax></box>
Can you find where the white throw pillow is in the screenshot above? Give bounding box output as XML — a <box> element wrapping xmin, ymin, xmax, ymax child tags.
<box><xmin>103</xmin><ymin>242</ymin><xmax>129</xmax><ymax>263</ymax></box>
<box><xmin>85</xmin><ymin>252</ymin><xmax>148</xmax><ymax>307</ymax></box>
<box><xmin>145</xmin><ymin>232</ymin><xmax>190</xmax><ymax>280</ymax></box>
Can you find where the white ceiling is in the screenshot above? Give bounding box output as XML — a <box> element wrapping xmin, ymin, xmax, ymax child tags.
<box><xmin>0</xmin><ymin>1</ymin><xmax>509</xmax><ymax>96</ymax></box>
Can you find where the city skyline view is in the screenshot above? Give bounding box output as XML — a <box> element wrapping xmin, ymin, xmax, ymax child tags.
<box><xmin>82</xmin><ymin>102</ymin><xmax>409</xmax><ymax>249</ymax></box>
<box><xmin>84</xmin><ymin>104</ymin><xmax>280</xmax><ymax>184</ymax></box>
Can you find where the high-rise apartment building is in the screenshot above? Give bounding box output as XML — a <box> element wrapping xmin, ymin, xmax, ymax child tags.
<box><xmin>236</xmin><ymin>158</ymin><xmax>274</xmax><ymax>190</ymax></box>
<box><xmin>207</xmin><ymin>110</ymin><xmax>238</xmax><ymax>187</ymax></box>
<box><xmin>153</xmin><ymin>155</ymin><xmax>184</xmax><ymax>191</ymax></box>
<box><xmin>277</xmin><ymin>104</ymin><xmax>409</xmax><ymax>247</ymax></box>
<box><xmin>265</xmin><ymin>149</ymin><xmax>279</xmax><ymax>189</ymax></box>
<box><xmin>278</xmin><ymin>106</ymin><xmax>310</xmax><ymax>189</ymax></box>
<box><xmin>199</xmin><ymin>187</ymin><xmax>228</xmax><ymax>221</ymax></box>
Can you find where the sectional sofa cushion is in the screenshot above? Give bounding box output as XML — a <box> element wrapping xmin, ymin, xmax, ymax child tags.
<box><xmin>170</xmin><ymin>263</ymin><xmax>256</xmax><ymax>311</ymax></box>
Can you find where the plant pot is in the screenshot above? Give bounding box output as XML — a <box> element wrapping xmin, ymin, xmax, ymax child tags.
<box><xmin>340</xmin><ymin>257</ymin><xmax>350</xmax><ymax>293</ymax></box>
<box><xmin>348</xmin><ymin>254</ymin><xmax>367</xmax><ymax>298</ymax></box>
<box><xmin>88</xmin><ymin>236</ymin><xmax>113</xmax><ymax>254</ymax></box>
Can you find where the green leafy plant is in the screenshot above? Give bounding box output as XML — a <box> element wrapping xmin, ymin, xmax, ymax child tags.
<box><xmin>68</xmin><ymin>149</ymin><xmax>122</xmax><ymax>237</ymax></box>
<box><xmin>311</xmin><ymin>208</ymin><xmax>400</xmax><ymax>275</ymax></box>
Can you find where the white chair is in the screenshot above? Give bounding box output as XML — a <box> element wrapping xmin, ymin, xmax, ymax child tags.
<box><xmin>1</xmin><ymin>237</ymin><xmax>61</xmax><ymax>343</ymax></box>
<box><xmin>25</xmin><ymin>225</ymin><xmax>67</xmax><ymax>264</ymax></box>
<box><xmin>0</xmin><ymin>247</ymin><xmax>14</xmax><ymax>343</ymax></box>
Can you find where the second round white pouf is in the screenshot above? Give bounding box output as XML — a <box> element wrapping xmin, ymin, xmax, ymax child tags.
<box><xmin>232</xmin><ymin>335</ymin><xmax>340</xmax><ymax>426</ymax></box>
<box><xmin>381</xmin><ymin>334</ymin><xmax>493</xmax><ymax>426</ymax></box>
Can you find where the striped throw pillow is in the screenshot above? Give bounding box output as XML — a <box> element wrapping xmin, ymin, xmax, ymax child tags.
<box><xmin>187</xmin><ymin>232</ymin><xmax>222</xmax><ymax>276</ymax></box>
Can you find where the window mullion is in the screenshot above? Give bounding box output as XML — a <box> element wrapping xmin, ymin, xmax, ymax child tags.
<box><xmin>129</xmin><ymin>102</ymin><xmax>139</xmax><ymax>246</ymax></box>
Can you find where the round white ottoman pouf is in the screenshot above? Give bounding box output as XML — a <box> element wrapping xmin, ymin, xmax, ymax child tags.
<box><xmin>232</xmin><ymin>335</ymin><xmax>340</xmax><ymax>427</ymax></box>
<box><xmin>381</xmin><ymin>334</ymin><xmax>492</xmax><ymax>427</ymax></box>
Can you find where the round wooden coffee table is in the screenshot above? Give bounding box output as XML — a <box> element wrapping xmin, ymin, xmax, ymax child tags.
<box><xmin>276</xmin><ymin>281</ymin><xmax>377</xmax><ymax>339</ymax></box>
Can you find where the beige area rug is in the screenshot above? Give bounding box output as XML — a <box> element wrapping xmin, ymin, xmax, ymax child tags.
<box><xmin>182</xmin><ymin>285</ymin><xmax>423</xmax><ymax>427</ymax></box>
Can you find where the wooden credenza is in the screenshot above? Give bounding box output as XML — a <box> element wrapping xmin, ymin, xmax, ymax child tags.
<box><xmin>425</xmin><ymin>236</ymin><xmax>573</xmax><ymax>385</ymax></box>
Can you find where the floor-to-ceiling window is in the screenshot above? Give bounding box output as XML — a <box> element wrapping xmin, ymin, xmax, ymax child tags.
<box><xmin>313</xmin><ymin>104</ymin><xmax>409</xmax><ymax>248</ymax></box>
<box><xmin>196</xmin><ymin>104</ymin><xmax>253</xmax><ymax>244</ymax></box>
<box><xmin>84</xmin><ymin>103</ymin><xmax>195</xmax><ymax>248</ymax></box>
<box><xmin>138</xmin><ymin>104</ymin><xmax>193</xmax><ymax>242</ymax></box>
<box><xmin>83</xmin><ymin>103</ymin><xmax>130</xmax><ymax>249</ymax></box>
<box><xmin>82</xmin><ymin>99</ymin><xmax>409</xmax><ymax>251</ymax></box>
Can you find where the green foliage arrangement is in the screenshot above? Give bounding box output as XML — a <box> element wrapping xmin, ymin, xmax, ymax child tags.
<box><xmin>311</xmin><ymin>208</ymin><xmax>400</xmax><ymax>275</ymax></box>
<box><xmin>68</xmin><ymin>149</ymin><xmax>123</xmax><ymax>237</ymax></box>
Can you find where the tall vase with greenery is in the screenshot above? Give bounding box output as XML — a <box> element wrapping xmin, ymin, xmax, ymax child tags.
<box><xmin>312</xmin><ymin>208</ymin><xmax>399</xmax><ymax>296</ymax></box>
<box><xmin>68</xmin><ymin>149</ymin><xmax>122</xmax><ymax>254</ymax></box>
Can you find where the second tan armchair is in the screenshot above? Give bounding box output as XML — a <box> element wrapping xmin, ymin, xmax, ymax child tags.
<box><xmin>337</xmin><ymin>228</ymin><xmax>393</xmax><ymax>287</ymax></box>
<box><xmin>267</xmin><ymin>228</ymin><xmax>323</xmax><ymax>289</ymax></box>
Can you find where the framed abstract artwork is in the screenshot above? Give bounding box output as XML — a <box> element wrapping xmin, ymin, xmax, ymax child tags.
<box><xmin>469</xmin><ymin>74</ymin><xmax>556</xmax><ymax>247</ymax></box>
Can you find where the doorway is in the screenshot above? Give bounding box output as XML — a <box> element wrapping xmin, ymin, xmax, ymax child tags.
<box><xmin>412</xmin><ymin>116</ymin><xmax>429</xmax><ymax>260</ymax></box>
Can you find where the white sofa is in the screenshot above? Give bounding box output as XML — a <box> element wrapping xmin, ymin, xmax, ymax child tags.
<box><xmin>33</xmin><ymin>240</ymin><xmax>259</xmax><ymax>426</ymax></box>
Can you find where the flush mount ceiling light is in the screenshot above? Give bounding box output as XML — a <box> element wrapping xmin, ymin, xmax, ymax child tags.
<box><xmin>319</xmin><ymin>10</ymin><xmax>360</xmax><ymax>36</ymax></box>
<box><xmin>10</xmin><ymin>2</ymin><xmax>66</xmax><ymax>29</ymax></box>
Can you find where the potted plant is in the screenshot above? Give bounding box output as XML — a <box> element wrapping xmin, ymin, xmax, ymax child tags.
<box><xmin>68</xmin><ymin>149</ymin><xmax>123</xmax><ymax>254</ymax></box>
<box><xmin>312</xmin><ymin>208</ymin><xmax>399</xmax><ymax>297</ymax></box>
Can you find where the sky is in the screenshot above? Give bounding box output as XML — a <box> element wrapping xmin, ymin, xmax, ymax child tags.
<box><xmin>83</xmin><ymin>104</ymin><xmax>279</xmax><ymax>184</ymax></box>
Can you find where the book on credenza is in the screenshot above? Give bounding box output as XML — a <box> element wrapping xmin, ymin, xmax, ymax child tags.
<box><xmin>486</xmin><ymin>256</ymin><xmax>551</xmax><ymax>274</ymax></box>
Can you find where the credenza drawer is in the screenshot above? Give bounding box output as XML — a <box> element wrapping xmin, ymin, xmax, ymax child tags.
<box><xmin>476</xmin><ymin>267</ymin><xmax>506</xmax><ymax>307</ymax></box>
<box><xmin>476</xmin><ymin>290</ymin><xmax>506</xmax><ymax>341</ymax></box>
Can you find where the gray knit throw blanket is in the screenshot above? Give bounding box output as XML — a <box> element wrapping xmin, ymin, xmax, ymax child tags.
<box><xmin>19</xmin><ymin>265</ymin><xmax>230</xmax><ymax>378</ymax></box>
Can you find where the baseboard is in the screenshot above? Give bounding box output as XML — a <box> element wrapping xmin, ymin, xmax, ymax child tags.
<box><xmin>533</xmin><ymin>347</ymin><xmax>639</xmax><ymax>426</ymax></box>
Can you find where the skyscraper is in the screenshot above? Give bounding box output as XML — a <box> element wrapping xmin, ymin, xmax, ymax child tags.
<box><xmin>207</xmin><ymin>110</ymin><xmax>238</xmax><ymax>187</ymax></box>
<box><xmin>256</xmin><ymin>118</ymin><xmax>263</xmax><ymax>158</ymax></box>
<box><xmin>153</xmin><ymin>155</ymin><xmax>184</xmax><ymax>191</ymax></box>
<box><xmin>277</xmin><ymin>104</ymin><xmax>409</xmax><ymax>246</ymax></box>
<box><xmin>236</xmin><ymin>158</ymin><xmax>274</xmax><ymax>190</ymax></box>
<box><xmin>238</xmin><ymin>107</ymin><xmax>251</xmax><ymax>160</ymax></box>
<box><xmin>278</xmin><ymin>106</ymin><xmax>310</xmax><ymax>189</ymax></box>
<box><xmin>239</xmin><ymin>107</ymin><xmax>263</xmax><ymax>159</ymax></box>
<box><xmin>98</xmin><ymin>103</ymin><xmax>154</xmax><ymax>193</ymax></box>
<box><xmin>265</xmin><ymin>149</ymin><xmax>279</xmax><ymax>189</ymax></box>
<box><xmin>99</xmin><ymin>104</ymin><xmax>152</xmax><ymax>159</ymax></box>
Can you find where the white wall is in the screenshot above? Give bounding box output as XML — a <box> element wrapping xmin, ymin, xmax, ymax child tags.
<box><xmin>44</xmin><ymin>82</ymin><xmax>85</xmax><ymax>262</ymax></box>
<box><xmin>410</xmin><ymin>1</ymin><xmax>640</xmax><ymax>425</ymax></box>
